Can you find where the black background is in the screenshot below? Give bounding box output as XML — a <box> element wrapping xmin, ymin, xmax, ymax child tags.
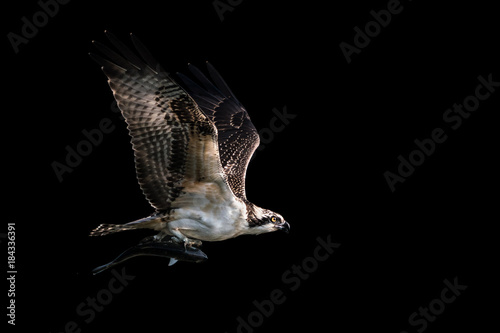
<box><xmin>4</xmin><ymin>0</ymin><xmax>499</xmax><ymax>332</ymax></box>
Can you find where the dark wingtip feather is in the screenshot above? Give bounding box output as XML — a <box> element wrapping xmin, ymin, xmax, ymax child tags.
<box><xmin>92</xmin><ymin>39</ymin><xmax>131</xmax><ymax>70</ymax></box>
<box><xmin>188</xmin><ymin>63</ymin><xmax>223</xmax><ymax>96</ymax></box>
<box><xmin>104</xmin><ymin>31</ymin><xmax>144</xmax><ymax>70</ymax></box>
<box><xmin>177</xmin><ymin>72</ymin><xmax>206</xmax><ymax>96</ymax></box>
<box><xmin>89</xmin><ymin>52</ymin><xmax>126</xmax><ymax>79</ymax></box>
<box><xmin>206</xmin><ymin>62</ymin><xmax>241</xmax><ymax>105</ymax></box>
<box><xmin>130</xmin><ymin>33</ymin><xmax>162</xmax><ymax>73</ymax></box>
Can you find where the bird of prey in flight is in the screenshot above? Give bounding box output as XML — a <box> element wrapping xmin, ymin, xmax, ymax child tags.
<box><xmin>89</xmin><ymin>32</ymin><xmax>289</xmax><ymax>272</ymax></box>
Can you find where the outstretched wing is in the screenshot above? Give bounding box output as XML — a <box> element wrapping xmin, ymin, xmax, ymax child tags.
<box><xmin>90</xmin><ymin>32</ymin><xmax>230</xmax><ymax>212</ymax></box>
<box><xmin>177</xmin><ymin>64</ymin><xmax>260</xmax><ymax>200</ymax></box>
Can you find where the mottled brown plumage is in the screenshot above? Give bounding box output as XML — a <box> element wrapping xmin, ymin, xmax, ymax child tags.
<box><xmin>89</xmin><ymin>32</ymin><xmax>289</xmax><ymax>256</ymax></box>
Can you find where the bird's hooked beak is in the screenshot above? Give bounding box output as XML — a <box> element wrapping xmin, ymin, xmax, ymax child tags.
<box><xmin>278</xmin><ymin>221</ymin><xmax>290</xmax><ymax>234</ymax></box>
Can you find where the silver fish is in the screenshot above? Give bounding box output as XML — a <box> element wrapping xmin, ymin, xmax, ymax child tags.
<box><xmin>92</xmin><ymin>236</ymin><xmax>207</xmax><ymax>274</ymax></box>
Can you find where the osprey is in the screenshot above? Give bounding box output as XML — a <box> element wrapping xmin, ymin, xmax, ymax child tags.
<box><xmin>89</xmin><ymin>32</ymin><xmax>289</xmax><ymax>270</ymax></box>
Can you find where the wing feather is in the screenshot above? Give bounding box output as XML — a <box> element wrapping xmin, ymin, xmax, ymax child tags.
<box><xmin>178</xmin><ymin>63</ymin><xmax>260</xmax><ymax>200</ymax></box>
<box><xmin>91</xmin><ymin>32</ymin><xmax>231</xmax><ymax>212</ymax></box>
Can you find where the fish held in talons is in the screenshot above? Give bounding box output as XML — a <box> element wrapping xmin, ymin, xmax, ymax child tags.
<box><xmin>92</xmin><ymin>236</ymin><xmax>207</xmax><ymax>275</ymax></box>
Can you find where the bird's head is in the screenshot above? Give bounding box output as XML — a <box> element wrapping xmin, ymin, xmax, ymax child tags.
<box><xmin>246</xmin><ymin>206</ymin><xmax>290</xmax><ymax>235</ymax></box>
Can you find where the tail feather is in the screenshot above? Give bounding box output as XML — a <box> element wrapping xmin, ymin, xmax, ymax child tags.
<box><xmin>90</xmin><ymin>223</ymin><xmax>135</xmax><ymax>236</ymax></box>
<box><xmin>90</xmin><ymin>215</ymin><xmax>165</xmax><ymax>236</ymax></box>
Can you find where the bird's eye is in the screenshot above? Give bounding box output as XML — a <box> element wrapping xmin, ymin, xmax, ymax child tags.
<box><xmin>271</xmin><ymin>216</ymin><xmax>277</xmax><ymax>223</ymax></box>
